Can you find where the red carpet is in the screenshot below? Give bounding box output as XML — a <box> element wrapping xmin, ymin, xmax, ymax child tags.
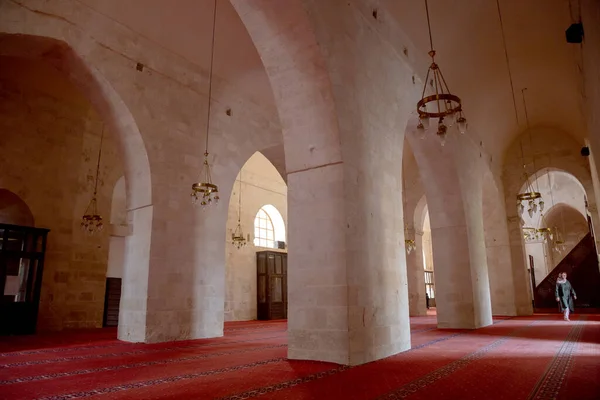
<box><xmin>0</xmin><ymin>314</ymin><xmax>598</xmax><ymax>399</ymax></box>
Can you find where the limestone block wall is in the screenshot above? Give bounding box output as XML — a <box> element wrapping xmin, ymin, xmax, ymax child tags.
<box><xmin>224</xmin><ymin>152</ymin><xmax>287</xmax><ymax>321</ymax></box>
<box><xmin>403</xmin><ymin>143</ymin><xmax>427</xmax><ymax>316</ymax></box>
<box><xmin>304</xmin><ymin>0</ymin><xmax>423</xmax><ymax>364</ymax></box>
<box><xmin>0</xmin><ymin>57</ymin><xmax>123</xmax><ymax>330</ymax></box>
<box><xmin>1</xmin><ymin>0</ymin><xmax>285</xmax><ymax>340</ymax></box>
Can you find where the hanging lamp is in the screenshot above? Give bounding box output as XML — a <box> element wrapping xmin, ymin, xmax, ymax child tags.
<box><xmin>191</xmin><ymin>0</ymin><xmax>220</xmax><ymax>208</ymax></box>
<box><xmin>231</xmin><ymin>170</ymin><xmax>250</xmax><ymax>249</ymax></box>
<box><xmin>516</xmin><ymin>89</ymin><xmax>544</xmax><ymax>218</ymax></box>
<box><xmin>402</xmin><ymin>173</ymin><xmax>417</xmax><ymax>254</ymax></box>
<box><xmin>496</xmin><ymin>2</ymin><xmax>543</xmax><ymax>221</ymax></box>
<box><xmin>416</xmin><ymin>0</ymin><xmax>467</xmax><ymax>145</ymax></box>
<box><xmin>81</xmin><ymin>126</ymin><xmax>105</xmax><ymax>235</ymax></box>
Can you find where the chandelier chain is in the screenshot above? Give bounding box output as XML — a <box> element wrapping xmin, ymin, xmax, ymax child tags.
<box><xmin>497</xmin><ymin>0</ymin><xmax>519</xmax><ymax>127</ymax></box>
<box><xmin>522</xmin><ymin>88</ymin><xmax>541</xmax><ymax>193</ymax></box>
<box><xmin>424</xmin><ymin>0</ymin><xmax>434</xmax><ymax>52</ymax></box>
<box><xmin>93</xmin><ymin>126</ymin><xmax>104</xmax><ymax>197</ymax></box>
<box><xmin>238</xmin><ymin>170</ymin><xmax>243</xmax><ymax>223</ymax></box>
<box><xmin>204</xmin><ymin>0</ymin><xmax>218</xmax><ymax>154</ymax></box>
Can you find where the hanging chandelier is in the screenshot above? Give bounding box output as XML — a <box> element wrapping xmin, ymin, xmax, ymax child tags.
<box><xmin>81</xmin><ymin>127</ymin><xmax>105</xmax><ymax>235</ymax></box>
<box><xmin>405</xmin><ymin>238</ymin><xmax>417</xmax><ymax>254</ymax></box>
<box><xmin>516</xmin><ymin>89</ymin><xmax>543</xmax><ymax>218</ymax></box>
<box><xmin>552</xmin><ymin>227</ymin><xmax>567</xmax><ymax>253</ymax></box>
<box><xmin>517</xmin><ymin>170</ymin><xmax>543</xmax><ymax>218</ymax></box>
<box><xmin>231</xmin><ymin>171</ymin><xmax>249</xmax><ymax>249</ymax></box>
<box><xmin>402</xmin><ymin>173</ymin><xmax>417</xmax><ymax>255</ymax></box>
<box><xmin>522</xmin><ymin>226</ymin><xmax>552</xmax><ymax>242</ymax></box>
<box><xmin>416</xmin><ymin>0</ymin><xmax>467</xmax><ymax>146</ymax></box>
<box><xmin>191</xmin><ymin>0</ymin><xmax>220</xmax><ymax>208</ymax></box>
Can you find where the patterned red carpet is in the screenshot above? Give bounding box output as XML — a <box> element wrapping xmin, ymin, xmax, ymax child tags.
<box><xmin>1</xmin><ymin>314</ymin><xmax>598</xmax><ymax>399</ymax></box>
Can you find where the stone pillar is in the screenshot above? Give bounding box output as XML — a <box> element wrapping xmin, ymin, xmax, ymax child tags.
<box><xmin>406</xmin><ymin>227</ymin><xmax>427</xmax><ymax>316</ymax></box>
<box><xmin>506</xmin><ymin>216</ymin><xmax>534</xmax><ymax>314</ymax></box>
<box><xmin>233</xmin><ymin>0</ymin><xmax>415</xmax><ymax>365</ymax></box>
<box><xmin>482</xmin><ymin>173</ymin><xmax>519</xmax><ymax>316</ymax></box>
<box><xmin>406</xmin><ymin>119</ymin><xmax>493</xmax><ymax>329</ymax></box>
<box><xmin>582</xmin><ymin>1</ymin><xmax>600</xmax><ymax>262</ymax></box>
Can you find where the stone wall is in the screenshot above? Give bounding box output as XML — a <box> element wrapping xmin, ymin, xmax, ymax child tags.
<box><xmin>224</xmin><ymin>152</ymin><xmax>287</xmax><ymax>321</ymax></box>
<box><xmin>0</xmin><ymin>56</ymin><xmax>123</xmax><ymax>330</ymax></box>
<box><xmin>1</xmin><ymin>0</ymin><xmax>283</xmax><ymax>339</ymax></box>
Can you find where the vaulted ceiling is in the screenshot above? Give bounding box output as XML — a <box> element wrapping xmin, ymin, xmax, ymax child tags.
<box><xmin>76</xmin><ymin>0</ymin><xmax>587</xmax><ymax>172</ymax></box>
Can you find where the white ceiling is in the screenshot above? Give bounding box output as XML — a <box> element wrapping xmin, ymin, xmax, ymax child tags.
<box><xmin>78</xmin><ymin>0</ymin><xmax>587</xmax><ymax>169</ymax></box>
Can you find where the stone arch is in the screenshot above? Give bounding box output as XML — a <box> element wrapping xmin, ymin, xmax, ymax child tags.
<box><xmin>0</xmin><ymin>32</ymin><xmax>152</xmax><ymax>342</ymax></box>
<box><xmin>482</xmin><ymin>167</ymin><xmax>518</xmax><ymax>316</ymax></box>
<box><xmin>230</xmin><ymin>0</ymin><xmax>347</xmax><ymax>363</ymax></box>
<box><xmin>0</xmin><ymin>34</ymin><xmax>151</xmax><ymax>210</ymax></box>
<box><xmin>110</xmin><ymin>176</ymin><xmax>127</xmax><ymax>226</ymax></box>
<box><xmin>405</xmin><ymin>114</ymin><xmax>493</xmax><ymax>329</ymax></box>
<box><xmin>224</xmin><ymin>150</ymin><xmax>288</xmax><ymax>322</ymax></box>
<box><xmin>502</xmin><ymin>127</ymin><xmax>596</xmax><ymax>315</ymax></box>
<box><xmin>0</xmin><ymin>189</ymin><xmax>35</xmax><ymax>227</ymax></box>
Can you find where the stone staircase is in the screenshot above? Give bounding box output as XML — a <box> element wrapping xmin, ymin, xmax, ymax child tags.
<box><xmin>533</xmin><ymin>232</ymin><xmax>600</xmax><ymax>310</ymax></box>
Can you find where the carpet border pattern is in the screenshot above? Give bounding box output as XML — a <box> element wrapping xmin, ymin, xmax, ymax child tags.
<box><xmin>0</xmin><ymin>344</ymin><xmax>286</xmax><ymax>385</ymax></box>
<box><xmin>37</xmin><ymin>358</ymin><xmax>287</xmax><ymax>400</ymax></box>
<box><xmin>0</xmin><ymin>333</ymin><xmax>286</xmax><ymax>369</ymax></box>
<box><xmin>527</xmin><ymin>317</ymin><xmax>586</xmax><ymax>400</ymax></box>
<box><xmin>375</xmin><ymin>320</ymin><xmax>540</xmax><ymax>399</ymax></box>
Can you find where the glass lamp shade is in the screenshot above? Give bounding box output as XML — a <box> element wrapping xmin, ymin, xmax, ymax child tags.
<box><xmin>81</xmin><ymin>214</ymin><xmax>103</xmax><ymax>235</ymax></box>
<box><xmin>417</xmin><ymin>122</ymin><xmax>426</xmax><ymax>139</ymax></box>
<box><xmin>420</xmin><ymin>115</ymin><xmax>430</xmax><ymax>129</ymax></box>
<box><xmin>539</xmin><ymin>200</ymin><xmax>545</xmax><ymax>212</ymax></box>
<box><xmin>456</xmin><ymin>116</ymin><xmax>468</xmax><ymax>134</ymax></box>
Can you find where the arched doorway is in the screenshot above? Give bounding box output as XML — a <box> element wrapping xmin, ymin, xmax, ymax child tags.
<box><xmin>224</xmin><ymin>152</ymin><xmax>287</xmax><ymax>322</ymax></box>
<box><xmin>0</xmin><ymin>34</ymin><xmax>152</xmax><ymax>339</ymax></box>
<box><xmin>0</xmin><ymin>189</ymin><xmax>34</xmax><ymax>227</ymax></box>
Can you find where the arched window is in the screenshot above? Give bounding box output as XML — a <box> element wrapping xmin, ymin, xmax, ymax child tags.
<box><xmin>254</xmin><ymin>208</ymin><xmax>275</xmax><ymax>248</ymax></box>
<box><xmin>253</xmin><ymin>205</ymin><xmax>286</xmax><ymax>248</ymax></box>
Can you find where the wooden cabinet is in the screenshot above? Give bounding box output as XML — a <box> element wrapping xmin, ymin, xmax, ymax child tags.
<box><xmin>103</xmin><ymin>277</ymin><xmax>122</xmax><ymax>327</ymax></box>
<box><xmin>257</xmin><ymin>251</ymin><xmax>287</xmax><ymax>320</ymax></box>
<box><xmin>0</xmin><ymin>223</ymin><xmax>49</xmax><ymax>335</ymax></box>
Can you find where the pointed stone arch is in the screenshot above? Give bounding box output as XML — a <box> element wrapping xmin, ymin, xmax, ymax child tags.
<box><xmin>0</xmin><ymin>189</ymin><xmax>34</xmax><ymax>227</ymax></box>
<box><xmin>0</xmin><ymin>32</ymin><xmax>152</xmax><ymax>342</ymax></box>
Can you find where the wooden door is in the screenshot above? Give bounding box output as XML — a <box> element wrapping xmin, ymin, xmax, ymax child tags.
<box><xmin>257</xmin><ymin>251</ymin><xmax>287</xmax><ymax>320</ymax></box>
<box><xmin>103</xmin><ymin>278</ymin><xmax>122</xmax><ymax>327</ymax></box>
<box><xmin>0</xmin><ymin>224</ymin><xmax>49</xmax><ymax>335</ymax></box>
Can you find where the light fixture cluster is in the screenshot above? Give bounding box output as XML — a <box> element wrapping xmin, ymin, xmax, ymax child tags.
<box><xmin>191</xmin><ymin>0</ymin><xmax>220</xmax><ymax>210</ymax></box>
<box><xmin>517</xmin><ymin>180</ymin><xmax>544</xmax><ymax>219</ymax></box>
<box><xmin>405</xmin><ymin>239</ymin><xmax>417</xmax><ymax>254</ymax></box>
<box><xmin>231</xmin><ymin>171</ymin><xmax>249</xmax><ymax>249</ymax></box>
<box><xmin>81</xmin><ymin>127</ymin><xmax>105</xmax><ymax>235</ymax></box>
<box><xmin>191</xmin><ymin>152</ymin><xmax>220</xmax><ymax>207</ymax></box>
<box><xmin>416</xmin><ymin>0</ymin><xmax>467</xmax><ymax>146</ymax></box>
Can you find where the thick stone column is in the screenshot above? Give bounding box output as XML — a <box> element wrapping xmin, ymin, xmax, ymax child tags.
<box><xmin>233</xmin><ymin>0</ymin><xmax>417</xmax><ymax>365</ymax></box>
<box><xmin>406</xmin><ymin>119</ymin><xmax>493</xmax><ymax>329</ymax></box>
<box><xmin>406</xmin><ymin>227</ymin><xmax>427</xmax><ymax>316</ymax></box>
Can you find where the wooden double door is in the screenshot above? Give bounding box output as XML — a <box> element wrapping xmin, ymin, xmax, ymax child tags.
<box><xmin>0</xmin><ymin>224</ymin><xmax>49</xmax><ymax>335</ymax></box>
<box><xmin>257</xmin><ymin>251</ymin><xmax>287</xmax><ymax>320</ymax></box>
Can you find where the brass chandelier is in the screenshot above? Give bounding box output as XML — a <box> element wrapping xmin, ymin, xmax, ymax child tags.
<box><xmin>81</xmin><ymin>126</ymin><xmax>105</xmax><ymax>235</ymax></box>
<box><xmin>231</xmin><ymin>171</ymin><xmax>250</xmax><ymax>249</ymax></box>
<box><xmin>191</xmin><ymin>0</ymin><xmax>220</xmax><ymax>208</ymax></box>
<box><xmin>416</xmin><ymin>0</ymin><xmax>467</xmax><ymax>145</ymax></box>
<box><xmin>516</xmin><ymin>88</ymin><xmax>543</xmax><ymax>218</ymax></box>
<box><xmin>403</xmin><ymin>173</ymin><xmax>417</xmax><ymax>255</ymax></box>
